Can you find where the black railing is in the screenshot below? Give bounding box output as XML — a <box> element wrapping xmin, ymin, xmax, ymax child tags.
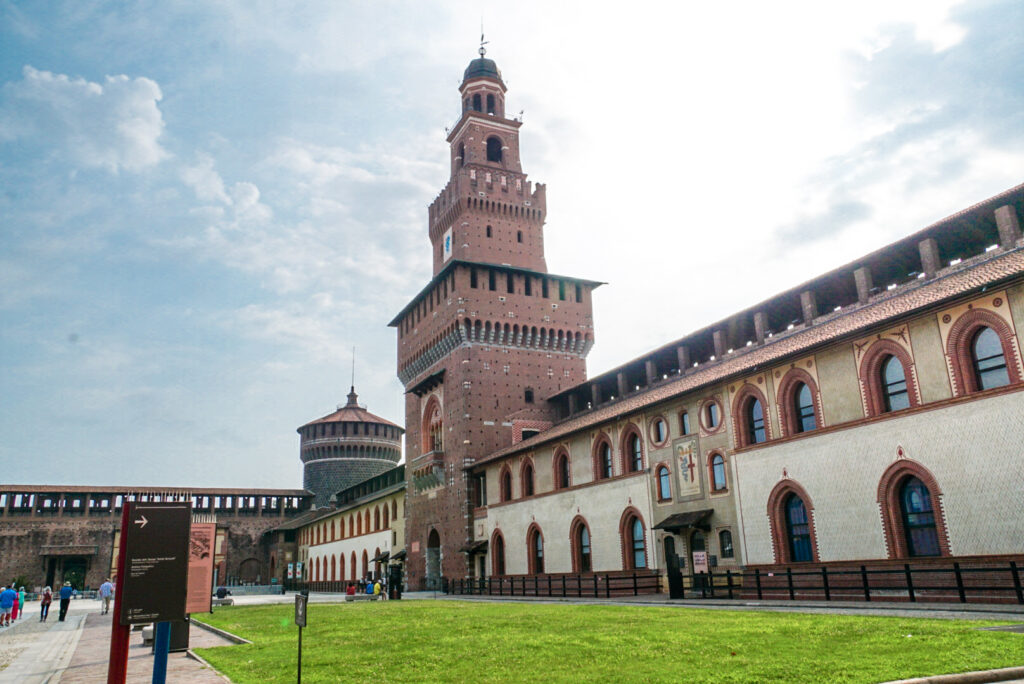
<box><xmin>749</xmin><ymin>561</ymin><xmax>1024</xmax><ymax>605</ymax></box>
<box><xmin>447</xmin><ymin>571</ymin><xmax>660</xmax><ymax>598</ymax></box>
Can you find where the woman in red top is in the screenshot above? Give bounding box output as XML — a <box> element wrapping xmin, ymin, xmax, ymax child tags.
<box><xmin>40</xmin><ymin>586</ymin><xmax>52</xmax><ymax>622</ymax></box>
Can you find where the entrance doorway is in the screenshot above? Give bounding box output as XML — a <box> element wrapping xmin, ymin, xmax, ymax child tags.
<box><xmin>62</xmin><ymin>557</ymin><xmax>87</xmax><ymax>590</ymax></box>
<box><xmin>425</xmin><ymin>529</ymin><xmax>441</xmax><ymax>590</ymax></box>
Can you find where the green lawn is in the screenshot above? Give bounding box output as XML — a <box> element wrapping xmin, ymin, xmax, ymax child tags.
<box><xmin>194</xmin><ymin>600</ymin><xmax>1022</xmax><ymax>683</ymax></box>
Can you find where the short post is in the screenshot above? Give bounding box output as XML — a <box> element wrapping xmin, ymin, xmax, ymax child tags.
<box><xmin>786</xmin><ymin>568</ymin><xmax>794</xmax><ymax>600</ymax></box>
<box><xmin>954</xmin><ymin>562</ymin><xmax>966</xmax><ymax>603</ymax></box>
<box><xmin>605</xmin><ymin>575</ymin><xmax>610</xmax><ymax>599</ymax></box>
<box><xmin>561</xmin><ymin>575</ymin><xmax>566</xmax><ymax>598</ymax></box>
<box><xmin>632</xmin><ymin>572</ymin><xmax>638</xmax><ymax>596</ymax></box>
<box><xmin>861</xmin><ymin>565</ymin><xmax>871</xmax><ymax>602</ymax></box>
<box><xmin>754</xmin><ymin>568</ymin><xmax>762</xmax><ymax>600</ymax></box>
<box><xmin>152</xmin><ymin>622</ymin><xmax>170</xmax><ymax>684</ymax></box>
<box><xmin>1011</xmin><ymin>562</ymin><xmax>1023</xmax><ymax>605</ymax></box>
<box><xmin>726</xmin><ymin>569</ymin><xmax>734</xmax><ymax>599</ymax></box>
<box><xmin>821</xmin><ymin>566</ymin><xmax>831</xmax><ymax>601</ymax></box>
<box><xmin>294</xmin><ymin>590</ymin><xmax>308</xmax><ymax>684</ymax></box>
<box><xmin>904</xmin><ymin>564</ymin><xmax>915</xmax><ymax>603</ymax></box>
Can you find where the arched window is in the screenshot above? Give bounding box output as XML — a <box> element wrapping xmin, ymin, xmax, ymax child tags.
<box><xmin>785</xmin><ymin>495</ymin><xmax>813</xmax><ymax>562</ymax></box>
<box><xmin>422</xmin><ymin>397</ymin><xmax>443</xmax><ymax>453</ymax></box>
<box><xmin>880</xmin><ymin>355</ymin><xmax>910</xmax><ymax>412</ymax></box>
<box><xmin>521</xmin><ymin>461</ymin><xmax>535</xmax><ymax>497</ymax></box>
<box><xmin>492</xmin><ymin>531</ymin><xmax>506</xmax><ymax>575</ymax></box>
<box><xmin>350</xmin><ymin>551</ymin><xmax>357</xmax><ymax>581</ymax></box>
<box><xmin>719</xmin><ymin>530</ymin><xmax>734</xmax><ymax>558</ymax></box>
<box><xmin>679</xmin><ymin>411</ymin><xmax>691</xmax><ymax>435</ymax></box>
<box><xmin>710</xmin><ymin>453</ymin><xmax>727</xmax><ymax>492</ymax></box>
<box><xmin>374</xmin><ymin>506</ymin><xmax>380</xmax><ymax>531</ymax></box>
<box><xmin>486</xmin><ymin>136</ymin><xmax>502</xmax><ymax>163</ymax></box>
<box><xmin>472</xmin><ymin>93</ymin><xmax>482</xmax><ymax>111</ymax></box>
<box><xmin>392</xmin><ymin>500</ymin><xmax>398</xmax><ymax>520</ymax></box>
<box><xmin>651</xmin><ymin>418</ymin><xmax>667</xmax><ymax>444</ymax></box>
<box><xmin>746</xmin><ymin>398</ymin><xmax>766</xmax><ymax>444</ymax></box>
<box><xmin>793</xmin><ymin>382</ymin><xmax>816</xmax><ymax>432</ymax></box>
<box><xmin>656</xmin><ymin>466</ymin><xmax>671</xmax><ymax>501</ymax></box>
<box><xmin>516</xmin><ymin>230</ymin><xmax>523</xmax><ymax>243</ymax></box>
<box><xmin>330</xmin><ymin>554</ymin><xmax>336</xmax><ymax>581</ymax></box>
<box><xmin>554</xmin><ymin>450</ymin><xmax>570</xmax><ymax>490</ymax></box>
<box><xmin>364</xmin><ymin>510</ymin><xmax>370</xmax><ymax>533</ymax></box>
<box><xmin>486</xmin><ymin>93</ymin><xmax>495</xmax><ymax>114</ymax></box>
<box><xmin>623</xmin><ymin>515</ymin><xmax>647</xmax><ymax>570</ymax></box>
<box><xmin>338</xmin><ymin>553</ymin><xmax>344</xmax><ymax>580</ymax></box>
<box><xmin>485</xmin><ymin>225</ymin><xmax>492</xmax><ymax>238</ymax></box>
<box><xmin>571</xmin><ymin>518</ymin><xmax>592</xmax><ymax>573</ymax></box>
<box><xmin>499</xmin><ymin>467</ymin><xmax>512</xmax><ymax>502</ymax></box>
<box><xmin>457</xmin><ymin>142</ymin><xmax>465</xmax><ymax>167</ymax></box>
<box><xmin>625</xmin><ymin>431</ymin><xmax>643</xmax><ymax>472</ymax></box>
<box><xmin>971</xmin><ymin>326</ymin><xmax>1010</xmax><ymax>390</ymax></box>
<box><xmin>362</xmin><ymin>550</ymin><xmax>369</xmax><ymax>578</ymax></box>
<box><xmin>595</xmin><ymin>439</ymin><xmax>613</xmax><ymax>480</ymax></box>
<box><xmin>383</xmin><ymin>505</ymin><xmax>390</xmax><ymax>528</ymax></box>
<box><xmin>527</xmin><ymin>525</ymin><xmax>544</xmax><ymax>574</ymax></box>
<box><xmin>900</xmin><ymin>476</ymin><xmax>941</xmax><ymax>557</ymax></box>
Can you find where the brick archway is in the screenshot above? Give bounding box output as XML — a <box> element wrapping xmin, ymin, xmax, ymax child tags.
<box><xmin>619</xmin><ymin>423</ymin><xmax>644</xmax><ymax>473</ymax></box>
<box><xmin>731</xmin><ymin>384</ymin><xmax>772</xmax><ymax>447</ymax></box>
<box><xmin>876</xmin><ymin>459</ymin><xmax>951</xmax><ymax>559</ymax></box>
<box><xmin>568</xmin><ymin>515</ymin><xmax>592</xmax><ymax>574</ymax></box>
<box><xmin>859</xmin><ymin>339</ymin><xmax>920</xmax><ymax>416</ymax></box>
<box><xmin>944</xmin><ymin>308</ymin><xmax>1022</xmax><ymax>395</ymax></box>
<box><xmin>618</xmin><ymin>506</ymin><xmax>648</xmax><ymax>570</ymax></box>
<box><xmin>776</xmin><ymin>368</ymin><xmax>823</xmax><ymax>437</ymax></box>
<box><xmin>766</xmin><ymin>479</ymin><xmax>820</xmax><ymax>563</ymax></box>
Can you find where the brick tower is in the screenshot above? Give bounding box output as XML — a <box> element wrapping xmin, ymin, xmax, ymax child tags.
<box><xmin>297</xmin><ymin>386</ymin><xmax>404</xmax><ymax>508</ymax></box>
<box><xmin>390</xmin><ymin>49</ymin><xmax>600</xmax><ymax>589</ymax></box>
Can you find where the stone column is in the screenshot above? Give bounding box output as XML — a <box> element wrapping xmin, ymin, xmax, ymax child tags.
<box><xmin>645</xmin><ymin>360</ymin><xmax>658</xmax><ymax>385</ymax></box>
<box><xmin>591</xmin><ymin>383</ymin><xmax>601</xmax><ymax>407</ymax></box>
<box><xmin>567</xmin><ymin>394</ymin><xmax>578</xmax><ymax>415</ymax></box>
<box><xmin>676</xmin><ymin>345</ymin><xmax>691</xmax><ymax>371</ymax></box>
<box><xmin>753</xmin><ymin>311</ymin><xmax>768</xmax><ymax>344</ymax></box>
<box><xmin>713</xmin><ymin>330</ymin><xmax>727</xmax><ymax>358</ymax></box>
<box><xmin>800</xmin><ymin>291</ymin><xmax>817</xmax><ymax>325</ymax></box>
<box><xmin>616</xmin><ymin>372</ymin><xmax>628</xmax><ymax>397</ymax></box>
<box><xmin>854</xmin><ymin>266</ymin><xmax>873</xmax><ymax>303</ymax></box>
<box><xmin>995</xmin><ymin>205</ymin><xmax>1022</xmax><ymax>248</ymax></box>
<box><xmin>919</xmin><ymin>238</ymin><xmax>941</xmax><ymax>278</ymax></box>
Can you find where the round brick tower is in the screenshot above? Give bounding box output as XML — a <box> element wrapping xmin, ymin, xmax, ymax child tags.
<box><xmin>298</xmin><ymin>387</ymin><xmax>404</xmax><ymax>508</ymax></box>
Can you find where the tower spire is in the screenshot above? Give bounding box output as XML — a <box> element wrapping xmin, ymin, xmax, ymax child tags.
<box><xmin>346</xmin><ymin>347</ymin><xmax>359</xmax><ymax>407</ymax></box>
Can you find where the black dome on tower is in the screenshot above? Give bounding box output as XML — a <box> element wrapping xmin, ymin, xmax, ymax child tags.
<box><xmin>463</xmin><ymin>56</ymin><xmax>503</xmax><ymax>86</ymax></box>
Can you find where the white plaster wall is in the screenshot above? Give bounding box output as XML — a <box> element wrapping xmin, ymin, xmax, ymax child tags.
<box><xmin>737</xmin><ymin>390</ymin><xmax>1024</xmax><ymax>564</ymax></box>
<box><xmin>305</xmin><ymin>529</ymin><xmax>391</xmax><ymax>579</ymax></box>
<box><xmin>486</xmin><ymin>474</ymin><xmax>653</xmax><ymax>575</ymax></box>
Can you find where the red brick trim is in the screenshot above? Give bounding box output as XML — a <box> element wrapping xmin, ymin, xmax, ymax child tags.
<box><xmin>876</xmin><ymin>459</ymin><xmax>951</xmax><ymax>559</ymax></box>
<box><xmin>654</xmin><ymin>462</ymin><xmax>672</xmax><ymax>502</ymax></box>
<box><xmin>568</xmin><ymin>515</ymin><xmax>592</xmax><ymax>574</ymax></box>
<box><xmin>766</xmin><ymin>479</ymin><xmax>820</xmax><ymax>563</ymax></box>
<box><xmin>491</xmin><ymin>529</ymin><xmax>506</xmax><ymax>576</ymax></box>
<box><xmin>592</xmin><ymin>431</ymin><xmax>614</xmax><ymax>480</ymax></box>
<box><xmin>859</xmin><ymin>339</ymin><xmax>921</xmax><ymax>416</ymax></box>
<box><xmin>648</xmin><ymin>414</ymin><xmax>669</xmax><ymax>448</ymax></box>
<box><xmin>552</xmin><ymin>447</ymin><xmax>571</xmax><ymax>490</ymax></box>
<box><xmin>699</xmin><ymin>397</ymin><xmax>724</xmax><ymax>435</ymax></box>
<box><xmin>526</xmin><ymin>523</ymin><xmax>545</xmax><ymax>574</ymax></box>
<box><xmin>618</xmin><ymin>506</ymin><xmax>648</xmax><ymax>570</ymax></box>
<box><xmin>421</xmin><ymin>395</ymin><xmax>443</xmax><ymax>454</ymax></box>
<box><xmin>707</xmin><ymin>451</ymin><xmax>728</xmax><ymax>493</ymax></box>
<box><xmin>944</xmin><ymin>308</ymin><xmax>1023</xmax><ymax>396</ymax></box>
<box><xmin>731</xmin><ymin>383</ymin><xmax>773</xmax><ymax>447</ymax></box>
<box><xmin>776</xmin><ymin>368</ymin><xmax>823</xmax><ymax>437</ymax></box>
<box><xmin>519</xmin><ymin>457</ymin><xmax>536</xmax><ymax>498</ymax></box>
<box><xmin>498</xmin><ymin>465</ymin><xmax>513</xmax><ymax>502</ymax></box>
<box><xmin>619</xmin><ymin>423</ymin><xmax>645</xmax><ymax>474</ymax></box>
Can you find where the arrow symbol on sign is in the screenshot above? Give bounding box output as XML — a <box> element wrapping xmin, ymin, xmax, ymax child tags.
<box><xmin>134</xmin><ymin>515</ymin><xmax>148</xmax><ymax>529</ymax></box>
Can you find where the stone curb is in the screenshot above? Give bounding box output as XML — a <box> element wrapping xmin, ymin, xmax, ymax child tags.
<box><xmin>882</xmin><ymin>665</ymin><xmax>1024</xmax><ymax>683</ymax></box>
<box><xmin>185</xmin><ymin>648</ymin><xmax>233</xmax><ymax>683</ymax></box>
<box><xmin>189</xmin><ymin>618</ymin><xmax>253</xmax><ymax>645</ymax></box>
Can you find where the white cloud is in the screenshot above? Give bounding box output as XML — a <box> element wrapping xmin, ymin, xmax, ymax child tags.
<box><xmin>0</xmin><ymin>66</ymin><xmax>168</xmax><ymax>172</ymax></box>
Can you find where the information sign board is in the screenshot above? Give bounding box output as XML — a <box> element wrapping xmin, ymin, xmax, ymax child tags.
<box><xmin>118</xmin><ymin>501</ymin><xmax>191</xmax><ymax>625</ymax></box>
<box><xmin>692</xmin><ymin>550</ymin><xmax>710</xmax><ymax>574</ymax></box>
<box><xmin>186</xmin><ymin>522</ymin><xmax>216</xmax><ymax>614</ymax></box>
<box><xmin>294</xmin><ymin>594</ymin><xmax>307</xmax><ymax>628</ymax></box>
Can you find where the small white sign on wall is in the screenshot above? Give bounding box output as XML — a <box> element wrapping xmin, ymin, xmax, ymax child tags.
<box><xmin>443</xmin><ymin>227</ymin><xmax>453</xmax><ymax>261</ymax></box>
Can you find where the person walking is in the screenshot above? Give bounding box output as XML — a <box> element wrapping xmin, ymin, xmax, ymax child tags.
<box><xmin>40</xmin><ymin>586</ymin><xmax>52</xmax><ymax>622</ymax></box>
<box><xmin>17</xmin><ymin>587</ymin><xmax>26</xmax><ymax>620</ymax></box>
<box><xmin>372</xmin><ymin>580</ymin><xmax>381</xmax><ymax>600</ymax></box>
<box><xmin>10</xmin><ymin>587</ymin><xmax>19</xmax><ymax>621</ymax></box>
<box><xmin>58</xmin><ymin>581</ymin><xmax>73</xmax><ymax>622</ymax></box>
<box><xmin>98</xmin><ymin>578</ymin><xmax>114</xmax><ymax>615</ymax></box>
<box><xmin>0</xmin><ymin>586</ymin><xmax>15</xmax><ymax>627</ymax></box>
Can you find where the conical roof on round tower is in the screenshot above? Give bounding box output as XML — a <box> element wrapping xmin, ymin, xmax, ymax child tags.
<box><xmin>297</xmin><ymin>387</ymin><xmax>403</xmax><ymax>432</ymax></box>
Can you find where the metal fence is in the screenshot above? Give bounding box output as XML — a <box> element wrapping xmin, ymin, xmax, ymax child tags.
<box><xmin>748</xmin><ymin>561</ymin><xmax>1024</xmax><ymax>604</ymax></box>
<box><xmin>448</xmin><ymin>571</ymin><xmax>662</xmax><ymax>598</ymax></box>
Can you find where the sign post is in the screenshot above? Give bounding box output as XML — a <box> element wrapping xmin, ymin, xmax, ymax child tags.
<box><xmin>107</xmin><ymin>501</ymin><xmax>191</xmax><ymax>684</ymax></box>
<box><xmin>294</xmin><ymin>591</ymin><xmax>308</xmax><ymax>684</ymax></box>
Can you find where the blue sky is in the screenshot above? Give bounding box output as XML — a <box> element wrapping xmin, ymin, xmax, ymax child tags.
<box><xmin>2</xmin><ymin>1</ymin><xmax>1022</xmax><ymax>488</ymax></box>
